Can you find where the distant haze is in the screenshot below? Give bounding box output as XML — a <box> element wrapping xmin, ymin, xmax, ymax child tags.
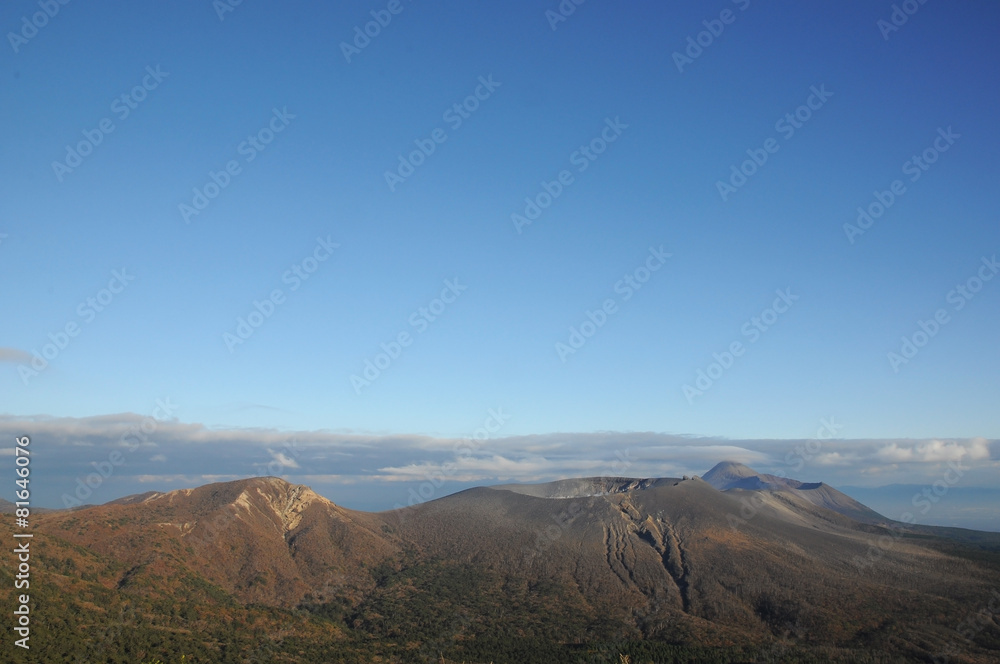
<box><xmin>1</xmin><ymin>413</ymin><xmax>996</xmax><ymax>531</ymax></box>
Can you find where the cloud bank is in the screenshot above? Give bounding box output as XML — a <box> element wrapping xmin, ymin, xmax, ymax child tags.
<box><xmin>1</xmin><ymin>412</ymin><xmax>997</xmax><ymax>512</ymax></box>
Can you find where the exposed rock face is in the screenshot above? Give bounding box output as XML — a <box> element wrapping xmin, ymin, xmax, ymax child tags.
<box><xmin>28</xmin><ymin>467</ymin><xmax>1000</xmax><ymax>661</ymax></box>
<box><xmin>218</xmin><ymin>480</ymin><xmax>331</xmax><ymax>534</ymax></box>
<box><xmin>42</xmin><ymin>477</ymin><xmax>400</xmax><ymax>606</ymax></box>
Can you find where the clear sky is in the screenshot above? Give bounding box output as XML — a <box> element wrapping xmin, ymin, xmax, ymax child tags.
<box><xmin>2</xmin><ymin>1</ymin><xmax>999</xmax><ymax>517</ymax></box>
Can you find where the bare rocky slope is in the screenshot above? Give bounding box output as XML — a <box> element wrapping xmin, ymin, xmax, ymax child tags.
<box><xmin>12</xmin><ymin>462</ymin><xmax>1000</xmax><ymax>662</ymax></box>
<box><xmin>702</xmin><ymin>460</ymin><xmax>889</xmax><ymax>523</ymax></box>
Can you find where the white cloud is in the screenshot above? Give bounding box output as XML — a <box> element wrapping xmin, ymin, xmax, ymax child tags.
<box><xmin>135</xmin><ymin>474</ymin><xmax>242</xmax><ymax>484</ymax></box>
<box><xmin>875</xmin><ymin>438</ymin><xmax>992</xmax><ymax>464</ymax></box>
<box><xmin>267</xmin><ymin>449</ymin><xmax>300</xmax><ymax>469</ymax></box>
<box><xmin>1</xmin><ymin>413</ymin><xmax>996</xmax><ymax>501</ymax></box>
<box><xmin>814</xmin><ymin>452</ymin><xmax>851</xmax><ymax>466</ymax></box>
<box><xmin>876</xmin><ymin>443</ymin><xmax>914</xmax><ymax>463</ymax></box>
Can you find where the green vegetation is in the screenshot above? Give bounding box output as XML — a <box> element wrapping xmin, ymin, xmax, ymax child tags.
<box><xmin>1</xmin><ymin>550</ymin><xmax>917</xmax><ymax>664</ymax></box>
<box><xmin>4</xmin><ymin>480</ymin><xmax>998</xmax><ymax>664</ymax></box>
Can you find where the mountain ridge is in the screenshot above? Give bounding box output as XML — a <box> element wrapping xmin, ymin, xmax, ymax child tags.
<box><xmin>14</xmin><ymin>462</ymin><xmax>1000</xmax><ymax>662</ymax></box>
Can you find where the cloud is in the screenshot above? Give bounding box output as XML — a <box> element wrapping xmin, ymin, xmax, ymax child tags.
<box><xmin>814</xmin><ymin>452</ymin><xmax>851</xmax><ymax>466</ymax></box>
<box><xmin>0</xmin><ymin>348</ymin><xmax>32</xmax><ymax>364</ymax></box>
<box><xmin>134</xmin><ymin>474</ymin><xmax>243</xmax><ymax>484</ymax></box>
<box><xmin>966</xmin><ymin>437</ymin><xmax>991</xmax><ymax>460</ymax></box>
<box><xmin>875</xmin><ymin>438</ymin><xmax>992</xmax><ymax>463</ymax></box>
<box><xmin>266</xmin><ymin>449</ymin><xmax>300</xmax><ymax>469</ymax></box>
<box><xmin>876</xmin><ymin>443</ymin><xmax>913</xmax><ymax>463</ymax></box>
<box><xmin>1</xmin><ymin>412</ymin><xmax>997</xmax><ymax>509</ymax></box>
<box><xmin>859</xmin><ymin>464</ymin><xmax>895</xmax><ymax>476</ymax></box>
<box><xmin>376</xmin><ymin>454</ymin><xmax>621</xmax><ymax>483</ymax></box>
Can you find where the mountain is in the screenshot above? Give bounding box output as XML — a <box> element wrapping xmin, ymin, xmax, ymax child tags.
<box><xmin>701</xmin><ymin>460</ymin><xmax>765</xmax><ymax>489</ymax></box>
<box><xmin>39</xmin><ymin>476</ymin><xmax>400</xmax><ymax>606</ymax></box>
<box><xmin>7</xmin><ymin>464</ymin><xmax>1000</xmax><ymax>663</ymax></box>
<box><xmin>702</xmin><ymin>461</ymin><xmax>887</xmax><ymax>523</ymax></box>
<box><xmin>0</xmin><ymin>496</ymin><xmax>51</xmax><ymax>514</ymax></box>
<box><xmin>491</xmin><ymin>475</ymin><xmax>677</xmax><ymax>499</ymax></box>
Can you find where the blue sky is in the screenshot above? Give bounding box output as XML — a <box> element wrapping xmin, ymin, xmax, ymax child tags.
<box><xmin>1</xmin><ymin>1</ymin><xmax>999</xmax><ymax>521</ymax></box>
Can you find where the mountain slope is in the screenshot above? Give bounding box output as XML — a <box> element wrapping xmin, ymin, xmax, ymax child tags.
<box><xmin>378</xmin><ymin>473</ymin><xmax>1000</xmax><ymax>659</ymax></box>
<box><xmin>41</xmin><ymin>476</ymin><xmax>402</xmax><ymax>606</ymax></box>
<box><xmin>19</xmin><ymin>468</ymin><xmax>1000</xmax><ymax>663</ymax></box>
<box><xmin>703</xmin><ymin>461</ymin><xmax>887</xmax><ymax>523</ymax></box>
